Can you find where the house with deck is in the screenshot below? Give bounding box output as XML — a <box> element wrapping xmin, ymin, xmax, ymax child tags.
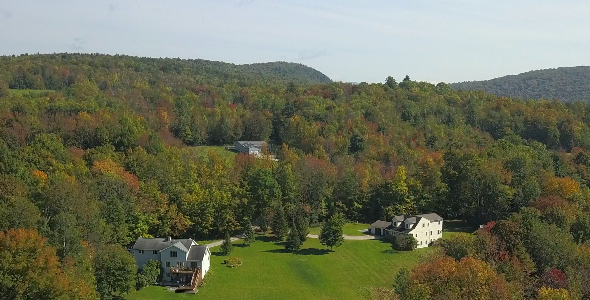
<box><xmin>132</xmin><ymin>237</ymin><xmax>210</xmax><ymax>290</ymax></box>
<box><xmin>235</xmin><ymin>141</ymin><xmax>267</xmax><ymax>155</ymax></box>
<box><xmin>370</xmin><ymin>213</ymin><xmax>443</xmax><ymax>249</ymax></box>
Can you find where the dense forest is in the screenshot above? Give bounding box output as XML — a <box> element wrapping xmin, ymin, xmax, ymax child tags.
<box><xmin>3</xmin><ymin>54</ymin><xmax>590</xmax><ymax>299</ymax></box>
<box><xmin>450</xmin><ymin>66</ymin><xmax>590</xmax><ymax>103</ymax></box>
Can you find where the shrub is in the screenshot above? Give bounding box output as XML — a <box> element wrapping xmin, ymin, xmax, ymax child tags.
<box><xmin>392</xmin><ymin>234</ymin><xmax>418</xmax><ymax>251</ymax></box>
<box><xmin>224</xmin><ymin>257</ymin><xmax>242</xmax><ymax>268</ymax></box>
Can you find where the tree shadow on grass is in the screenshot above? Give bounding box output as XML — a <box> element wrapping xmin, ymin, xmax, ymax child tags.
<box><xmin>264</xmin><ymin>248</ymin><xmax>291</xmax><ymax>254</ymax></box>
<box><xmin>264</xmin><ymin>247</ymin><xmax>331</xmax><ymax>256</ymax></box>
<box><xmin>295</xmin><ymin>248</ymin><xmax>331</xmax><ymax>256</ymax></box>
<box><xmin>444</xmin><ymin>220</ymin><xmax>478</xmax><ymax>234</ymax></box>
<box><xmin>255</xmin><ymin>235</ymin><xmax>277</xmax><ymax>243</ymax></box>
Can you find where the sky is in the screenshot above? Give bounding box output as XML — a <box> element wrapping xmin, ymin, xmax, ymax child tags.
<box><xmin>1</xmin><ymin>0</ymin><xmax>589</xmax><ymax>83</ymax></box>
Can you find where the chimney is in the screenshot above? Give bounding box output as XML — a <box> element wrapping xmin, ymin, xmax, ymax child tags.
<box><xmin>165</xmin><ymin>236</ymin><xmax>172</xmax><ymax>242</ymax></box>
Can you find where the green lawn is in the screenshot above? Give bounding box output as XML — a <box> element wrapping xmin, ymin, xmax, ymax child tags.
<box><xmin>188</xmin><ymin>146</ymin><xmax>237</xmax><ymax>160</ymax></box>
<box><xmin>9</xmin><ymin>89</ymin><xmax>54</xmax><ymax>96</ymax></box>
<box><xmin>195</xmin><ymin>239</ymin><xmax>221</xmax><ymax>245</ymax></box>
<box><xmin>127</xmin><ymin>236</ymin><xmax>431</xmax><ymax>300</ymax></box>
<box><xmin>308</xmin><ymin>222</ymin><xmax>370</xmax><ymax>236</ymax></box>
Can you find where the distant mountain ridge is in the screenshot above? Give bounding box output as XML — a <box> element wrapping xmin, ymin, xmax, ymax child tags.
<box><xmin>0</xmin><ymin>53</ymin><xmax>332</xmax><ymax>89</ymax></box>
<box><xmin>449</xmin><ymin>66</ymin><xmax>590</xmax><ymax>103</ymax></box>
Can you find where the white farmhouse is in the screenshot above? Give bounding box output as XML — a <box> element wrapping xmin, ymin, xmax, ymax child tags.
<box><xmin>370</xmin><ymin>213</ymin><xmax>443</xmax><ymax>249</ymax></box>
<box><xmin>234</xmin><ymin>141</ymin><xmax>267</xmax><ymax>155</ymax></box>
<box><xmin>132</xmin><ymin>237</ymin><xmax>211</xmax><ymax>288</ymax></box>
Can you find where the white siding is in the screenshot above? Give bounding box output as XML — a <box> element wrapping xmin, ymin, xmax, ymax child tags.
<box><xmin>201</xmin><ymin>248</ymin><xmax>211</xmax><ymax>276</ymax></box>
<box><xmin>160</xmin><ymin>245</ymin><xmax>188</xmax><ymax>282</ymax></box>
<box><xmin>408</xmin><ymin>218</ymin><xmax>443</xmax><ymax>249</ymax></box>
<box><xmin>134</xmin><ymin>249</ymin><xmax>160</xmax><ymax>271</ymax></box>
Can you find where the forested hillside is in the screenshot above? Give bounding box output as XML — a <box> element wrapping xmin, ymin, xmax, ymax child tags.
<box><xmin>450</xmin><ymin>66</ymin><xmax>590</xmax><ymax>103</ymax></box>
<box><xmin>0</xmin><ymin>53</ymin><xmax>331</xmax><ymax>90</ymax></box>
<box><xmin>3</xmin><ymin>55</ymin><xmax>590</xmax><ymax>299</ymax></box>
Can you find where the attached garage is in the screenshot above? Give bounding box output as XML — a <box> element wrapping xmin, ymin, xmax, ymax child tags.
<box><xmin>370</xmin><ymin>220</ymin><xmax>392</xmax><ymax>236</ymax></box>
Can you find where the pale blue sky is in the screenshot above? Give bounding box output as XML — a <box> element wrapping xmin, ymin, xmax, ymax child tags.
<box><xmin>1</xmin><ymin>0</ymin><xmax>589</xmax><ymax>83</ymax></box>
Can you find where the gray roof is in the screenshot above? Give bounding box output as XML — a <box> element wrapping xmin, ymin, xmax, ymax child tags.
<box><xmin>370</xmin><ymin>220</ymin><xmax>392</xmax><ymax>228</ymax></box>
<box><xmin>392</xmin><ymin>215</ymin><xmax>405</xmax><ymax>222</ymax></box>
<box><xmin>417</xmin><ymin>213</ymin><xmax>443</xmax><ymax>221</ymax></box>
<box><xmin>133</xmin><ymin>237</ymin><xmax>195</xmax><ymax>252</ymax></box>
<box><xmin>405</xmin><ymin>217</ymin><xmax>418</xmax><ymax>224</ymax></box>
<box><xmin>187</xmin><ymin>245</ymin><xmax>208</xmax><ymax>261</ymax></box>
<box><xmin>236</xmin><ymin>141</ymin><xmax>266</xmax><ymax>148</ymax></box>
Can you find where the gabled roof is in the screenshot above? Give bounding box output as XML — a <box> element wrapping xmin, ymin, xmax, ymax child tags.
<box><xmin>132</xmin><ymin>237</ymin><xmax>195</xmax><ymax>251</ymax></box>
<box><xmin>236</xmin><ymin>141</ymin><xmax>266</xmax><ymax>148</ymax></box>
<box><xmin>187</xmin><ymin>245</ymin><xmax>209</xmax><ymax>261</ymax></box>
<box><xmin>392</xmin><ymin>215</ymin><xmax>405</xmax><ymax>222</ymax></box>
<box><xmin>370</xmin><ymin>220</ymin><xmax>392</xmax><ymax>228</ymax></box>
<box><xmin>417</xmin><ymin>213</ymin><xmax>443</xmax><ymax>221</ymax></box>
<box><xmin>405</xmin><ymin>217</ymin><xmax>418</xmax><ymax>224</ymax></box>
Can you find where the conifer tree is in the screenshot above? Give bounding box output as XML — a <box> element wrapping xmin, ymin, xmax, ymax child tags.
<box><xmin>243</xmin><ymin>218</ymin><xmax>255</xmax><ymax>246</ymax></box>
<box><xmin>220</xmin><ymin>231</ymin><xmax>233</xmax><ymax>256</ymax></box>
<box><xmin>285</xmin><ymin>225</ymin><xmax>301</xmax><ymax>252</ymax></box>
<box><xmin>295</xmin><ymin>211</ymin><xmax>309</xmax><ymax>243</ymax></box>
<box><xmin>271</xmin><ymin>204</ymin><xmax>288</xmax><ymax>240</ymax></box>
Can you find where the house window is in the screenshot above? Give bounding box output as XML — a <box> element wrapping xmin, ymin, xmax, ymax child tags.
<box><xmin>170</xmin><ymin>251</ymin><xmax>177</xmax><ymax>258</ymax></box>
<box><xmin>420</xmin><ymin>241</ymin><xmax>422</xmax><ymax>245</ymax></box>
<box><xmin>422</xmin><ymin>224</ymin><xmax>425</xmax><ymax>227</ymax></box>
<box><xmin>438</xmin><ymin>221</ymin><xmax>441</xmax><ymax>225</ymax></box>
<box><xmin>166</xmin><ymin>262</ymin><xmax>170</xmax><ymax>267</ymax></box>
<box><xmin>137</xmin><ymin>250</ymin><xmax>144</xmax><ymax>254</ymax></box>
<box><xmin>153</xmin><ymin>250</ymin><xmax>157</xmax><ymax>255</ymax></box>
<box><xmin>165</xmin><ymin>273</ymin><xmax>170</xmax><ymax>278</ymax></box>
<box><xmin>430</xmin><ymin>231</ymin><xmax>432</xmax><ymax>235</ymax></box>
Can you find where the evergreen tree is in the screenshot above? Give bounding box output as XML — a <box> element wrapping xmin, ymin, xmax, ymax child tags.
<box><xmin>319</xmin><ymin>213</ymin><xmax>345</xmax><ymax>250</ymax></box>
<box><xmin>271</xmin><ymin>204</ymin><xmax>288</xmax><ymax>240</ymax></box>
<box><xmin>220</xmin><ymin>231</ymin><xmax>233</xmax><ymax>256</ymax></box>
<box><xmin>295</xmin><ymin>211</ymin><xmax>309</xmax><ymax>243</ymax></box>
<box><xmin>243</xmin><ymin>218</ymin><xmax>255</xmax><ymax>246</ymax></box>
<box><xmin>385</xmin><ymin>76</ymin><xmax>397</xmax><ymax>89</ymax></box>
<box><xmin>285</xmin><ymin>225</ymin><xmax>302</xmax><ymax>252</ymax></box>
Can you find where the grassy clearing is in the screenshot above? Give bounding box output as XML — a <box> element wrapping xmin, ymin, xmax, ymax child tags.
<box><xmin>308</xmin><ymin>222</ymin><xmax>370</xmax><ymax>236</ymax></box>
<box><xmin>126</xmin><ymin>287</ymin><xmax>195</xmax><ymax>300</ymax></box>
<box><xmin>188</xmin><ymin>146</ymin><xmax>237</xmax><ymax>160</ymax></box>
<box><xmin>9</xmin><ymin>89</ymin><xmax>54</xmax><ymax>96</ymax></box>
<box><xmin>128</xmin><ymin>236</ymin><xmax>431</xmax><ymax>300</ymax></box>
<box><xmin>195</xmin><ymin>239</ymin><xmax>221</xmax><ymax>245</ymax></box>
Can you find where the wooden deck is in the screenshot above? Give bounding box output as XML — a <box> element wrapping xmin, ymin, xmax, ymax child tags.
<box><xmin>174</xmin><ymin>268</ymin><xmax>202</xmax><ymax>293</ymax></box>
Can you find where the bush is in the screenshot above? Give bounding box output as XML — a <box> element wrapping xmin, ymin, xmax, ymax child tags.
<box><xmin>136</xmin><ymin>260</ymin><xmax>161</xmax><ymax>290</ymax></box>
<box><xmin>224</xmin><ymin>257</ymin><xmax>242</xmax><ymax>268</ymax></box>
<box><xmin>392</xmin><ymin>234</ymin><xmax>418</xmax><ymax>251</ymax></box>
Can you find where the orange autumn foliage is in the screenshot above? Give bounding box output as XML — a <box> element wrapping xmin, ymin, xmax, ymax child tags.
<box><xmin>543</xmin><ymin>176</ymin><xmax>581</xmax><ymax>199</ymax></box>
<box><xmin>410</xmin><ymin>256</ymin><xmax>517</xmax><ymax>300</ymax></box>
<box><xmin>0</xmin><ymin>228</ymin><xmax>98</xmax><ymax>300</ymax></box>
<box><xmin>91</xmin><ymin>159</ymin><xmax>140</xmax><ymax>191</ymax></box>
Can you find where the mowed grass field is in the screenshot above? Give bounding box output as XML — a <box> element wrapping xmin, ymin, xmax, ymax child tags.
<box><xmin>188</xmin><ymin>146</ymin><xmax>237</xmax><ymax>160</ymax></box>
<box><xmin>8</xmin><ymin>89</ymin><xmax>54</xmax><ymax>95</ymax></box>
<box><xmin>308</xmin><ymin>223</ymin><xmax>370</xmax><ymax>236</ymax></box>
<box><xmin>127</xmin><ymin>236</ymin><xmax>432</xmax><ymax>300</ymax></box>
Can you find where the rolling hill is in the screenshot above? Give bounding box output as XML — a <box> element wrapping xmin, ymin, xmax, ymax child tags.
<box><xmin>450</xmin><ymin>66</ymin><xmax>590</xmax><ymax>103</ymax></box>
<box><xmin>0</xmin><ymin>53</ymin><xmax>331</xmax><ymax>91</ymax></box>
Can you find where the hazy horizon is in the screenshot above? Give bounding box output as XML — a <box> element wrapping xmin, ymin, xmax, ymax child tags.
<box><xmin>2</xmin><ymin>0</ymin><xmax>589</xmax><ymax>84</ymax></box>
